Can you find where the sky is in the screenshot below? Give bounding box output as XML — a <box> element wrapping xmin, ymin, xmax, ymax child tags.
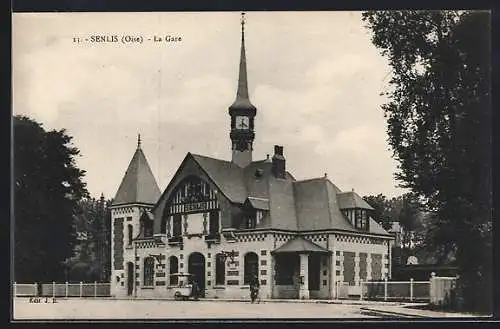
<box><xmin>12</xmin><ymin>11</ymin><xmax>406</xmax><ymax>200</ymax></box>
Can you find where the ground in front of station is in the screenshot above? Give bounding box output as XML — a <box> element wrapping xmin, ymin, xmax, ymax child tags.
<box><xmin>13</xmin><ymin>298</ymin><xmax>377</xmax><ymax>320</ymax></box>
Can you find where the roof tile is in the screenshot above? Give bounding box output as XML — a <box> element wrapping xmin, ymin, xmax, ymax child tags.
<box><xmin>112</xmin><ymin>147</ymin><xmax>161</xmax><ymax>205</ymax></box>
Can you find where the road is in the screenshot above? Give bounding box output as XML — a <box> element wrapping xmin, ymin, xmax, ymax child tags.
<box><xmin>13</xmin><ymin>298</ymin><xmax>376</xmax><ymax>320</ymax></box>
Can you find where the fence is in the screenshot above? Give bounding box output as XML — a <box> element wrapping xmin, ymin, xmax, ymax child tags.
<box><xmin>13</xmin><ymin>282</ymin><xmax>111</xmax><ymax>298</ymax></box>
<box><xmin>429</xmin><ymin>274</ymin><xmax>457</xmax><ymax>306</ymax></box>
<box><xmin>335</xmin><ymin>281</ymin><xmax>350</xmax><ymax>299</ymax></box>
<box><xmin>359</xmin><ymin>278</ymin><xmax>431</xmax><ymax>302</ymax></box>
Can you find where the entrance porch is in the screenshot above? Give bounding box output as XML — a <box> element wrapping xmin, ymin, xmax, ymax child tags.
<box><xmin>271</xmin><ymin>236</ymin><xmax>332</xmax><ymax>299</ymax></box>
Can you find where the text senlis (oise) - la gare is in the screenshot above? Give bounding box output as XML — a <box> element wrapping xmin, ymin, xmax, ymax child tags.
<box><xmin>87</xmin><ymin>35</ymin><xmax>182</xmax><ymax>43</ymax></box>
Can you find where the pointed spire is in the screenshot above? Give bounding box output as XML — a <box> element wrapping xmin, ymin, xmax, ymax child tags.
<box><xmin>112</xmin><ymin>138</ymin><xmax>161</xmax><ymax>206</ymax></box>
<box><xmin>229</xmin><ymin>12</ymin><xmax>256</xmax><ymax>113</ymax></box>
<box><xmin>237</xmin><ymin>12</ymin><xmax>249</xmax><ymax>100</ymax></box>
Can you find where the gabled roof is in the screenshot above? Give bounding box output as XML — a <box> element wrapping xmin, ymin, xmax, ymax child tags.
<box><xmin>191</xmin><ymin>154</ymin><xmax>247</xmax><ymax>204</ymax></box>
<box><xmin>271</xmin><ymin>236</ymin><xmax>331</xmax><ymax>254</ymax></box>
<box><xmin>112</xmin><ymin>146</ymin><xmax>161</xmax><ymax>206</ymax></box>
<box><xmin>191</xmin><ymin>153</ymin><xmax>298</xmax><ymax>230</ymax></box>
<box><xmin>245</xmin><ymin>197</ymin><xmax>270</xmax><ymax>210</ymax></box>
<box><xmin>337</xmin><ymin>191</ymin><xmax>375</xmax><ymax>210</ymax></box>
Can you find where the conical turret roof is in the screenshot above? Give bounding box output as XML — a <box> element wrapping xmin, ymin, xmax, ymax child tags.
<box><xmin>112</xmin><ymin>136</ymin><xmax>161</xmax><ymax>206</ymax></box>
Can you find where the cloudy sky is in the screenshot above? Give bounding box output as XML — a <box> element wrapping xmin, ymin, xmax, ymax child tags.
<box><xmin>13</xmin><ymin>11</ymin><xmax>406</xmax><ymax>200</ymax></box>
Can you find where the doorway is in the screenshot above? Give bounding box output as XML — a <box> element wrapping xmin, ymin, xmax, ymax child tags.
<box><xmin>126</xmin><ymin>262</ymin><xmax>134</xmax><ymax>296</ymax></box>
<box><xmin>188</xmin><ymin>252</ymin><xmax>206</xmax><ymax>297</ymax></box>
<box><xmin>308</xmin><ymin>254</ymin><xmax>321</xmax><ymax>291</ymax></box>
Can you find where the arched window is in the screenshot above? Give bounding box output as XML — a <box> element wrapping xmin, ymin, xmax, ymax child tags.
<box><xmin>127</xmin><ymin>224</ymin><xmax>133</xmax><ymax>245</ymax></box>
<box><xmin>143</xmin><ymin>257</ymin><xmax>155</xmax><ymax>286</ymax></box>
<box><xmin>169</xmin><ymin>256</ymin><xmax>179</xmax><ymax>285</ymax></box>
<box><xmin>215</xmin><ymin>253</ymin><xmax>226</xmax><ymax>285</ymax></box>
<box><xmin>243</xmin><ymin>252</ymin><xmax>259</xmax><ymax>285</ymax></box>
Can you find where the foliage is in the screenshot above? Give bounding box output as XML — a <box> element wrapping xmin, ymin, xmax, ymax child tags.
<box><xmin>363</xmin><ymin>193</ymin><xmax>420</xmax><ymax>249</ymax></box>
<box><xmin>14</xmin><ymin>116</ymin><xmax>89</xmax><ymax>282</ymax></box>
<box><xmin>65</xmin><ymin>196</ymin><xmax>112</xmax><ymax>282</ymax></box>
<box><xmin>362</xmin><ymin>10</ymin><xmax>491</xmax><ymax>313</ymax></box>
<box><xmin>362</xmin><ymin>194</ymin><xmax>392</xmax><ymax>230</ymax></box>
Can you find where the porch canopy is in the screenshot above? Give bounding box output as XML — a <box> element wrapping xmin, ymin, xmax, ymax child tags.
<box><xmin>271</xmin><ymin>236</ymin><xmax>331</xmax><ymax>254</ymax></box>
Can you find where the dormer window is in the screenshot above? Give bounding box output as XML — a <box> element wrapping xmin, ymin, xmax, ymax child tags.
<box><xmin>242</xmin><ymin>197</ymin><xmax>269</xmax><ymax>229</ymax></box>
<box><xmin>245</xmin><ymin>209</ymin><xmax>265</xmax><ymax>229</ymax></box>
<box><xmin>342</xmin><ymin>208</ymin><xmax>369</xmax><ymax>231</ymax></box>
<box><xmin>354</xmin><ymin>209</ymin><xmax>369</xmax><ymax>231</ymax></box>
<box><xmin>246</xmin><ymin>210</ymin><xmax>257</xmax><ymax>229</ymax></box>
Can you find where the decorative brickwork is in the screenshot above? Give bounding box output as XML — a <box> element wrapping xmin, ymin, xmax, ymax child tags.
<box><xmin>113</xmin><ymin>218</ymin><xmax>124</xmax><ymax>270</ymax></box>
<box><xmin>235</xmin><ymin>233</ymin><xmax>266</xmax><ymax>242</ymax></box>
<box><xmin>359</xmin><ymin>252</ymin><xmax>367</xmax><ymax>281</ymax></box>
<box><xmin>343</xmin><ymin>251</ymin><xmax>355</xmax><ymax>285</ymax></box>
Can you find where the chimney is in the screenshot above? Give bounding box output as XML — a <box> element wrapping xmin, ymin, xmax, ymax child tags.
<box><xmin>272</xmin><ymin>145</ymin><xmax>286</xmax><ymax>179</ymax></box>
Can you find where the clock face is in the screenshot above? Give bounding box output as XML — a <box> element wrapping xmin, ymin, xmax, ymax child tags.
<box><xmin>235</xmin><ymin>116</ymin><xmax>249</xmax><ymax>129</ymax></box>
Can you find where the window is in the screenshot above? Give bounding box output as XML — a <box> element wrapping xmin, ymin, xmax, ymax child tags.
<box><xmin>209</xmin><ymin>210</ymin><xmax>220</xmax><ymax>237</ymax></box>
<box><xmin>143</xmin><ymin>257</ymin><xmax>154</xmax><ymax>286</ymax></box>
<box><xmin>127</xmin><ymin>224</ymin><xmax>133</xmax><ymax>245</ymax></box>
<box><xmin>246</xmin><ymin>210</ymin><xmax>257</xmax><ymax>229</ymax></box>
<box><xmin>169</xmin><ymin>256</ymin><xmax>179</xmax><ymax>285</ymax></box>
<box><xmin>165</xmin><ymin>176</ymin><xmax>219</xmax><ymax>215</ymax></box>
<box><xmin>354</xmin><ymin>209</ymin><xmax>369</xmax><ymax>231</ymax></box>
<box><xmin>243</xmin><ymin>252</ymin><xmax>259</xmax><ymax>284</ymax></box>
<box><xmin>215</xmin><ymin>253</ymin><xmax>225</xmax><ymax>285</ymax></box>
<box><xmin>172</xmin><ymin>214</ymin><xmax>182</xmax><ymax>236</ymax></box>
<box><xmin>144</xmin><ymin>219</ymin><xmax>153</xmax><ymax>237</ymax></box>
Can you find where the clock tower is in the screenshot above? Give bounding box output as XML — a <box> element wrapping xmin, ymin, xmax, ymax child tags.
<box><xmin>229</xmin><ymin>13</ymin><xmax>257</xmax><ymax>168</ymax></box>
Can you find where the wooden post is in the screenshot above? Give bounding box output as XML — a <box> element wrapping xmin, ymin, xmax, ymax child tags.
<box><xmin>65</xmin><ymin>281</ymin><xmax>69</xmax><ymax>298</ymax></box>
<box><xmin>410</xmin><ymin>278</ymin><xmax>414</xmax><ymax>301</ymax></box>
<box><xmin>359</xmin><ymin>279</ymin><xmax>364</xmax><ymax>301</ymax></box>
<box><xmin>384</xmin><ymin>277</ymin><xmax>388</xmax><ymax>301</ymax></box>
<box><xmin>79</xmin><ymin>281</ymin><xmax>83</xmax><ymax>298</ymax></box>
<box><xmin>94</xmin><ymin>281</ymin><xmax>97</xmax><ymax>297</ymax></box>
<box><xmin>52</xmin><ymin>281</ymin><xmax>56</xmax><ymax>298</ymax></box>
<box><xmin>13</xmin><ymin>282</ymin><xmax>16</xmax><ymax>297</ymax></box>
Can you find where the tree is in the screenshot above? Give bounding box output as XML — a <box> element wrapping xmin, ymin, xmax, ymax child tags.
<box><xmin>14</xmin><ymin>116</ymin><xmax>89</xmax><ymax>282</ymax></box>
<box><xmin>66</xmin><ymin>195</ymin><xmax>112</xmax><ymax>282</ymax></box>
<box><xmin>362</xmin><ymin>11</ymin><xmax>491</xmax><ymax>312</ymax></box>
<box><xmin>364</xmin><ymin>193</ymin><xmax>422</xmax><ymax>266</ymax></box>
<box><xmin>363</xmin><ymin>194</ymin><xmax>391</xmax><ymax>230</ymax></box>
<box><xmin>398</xmin><ymin>194</ymin><xmax>420</xmax><ymax>249</ymax></box>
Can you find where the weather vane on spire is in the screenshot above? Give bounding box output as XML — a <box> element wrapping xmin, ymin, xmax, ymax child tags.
<box><xmin>137</xmin><ymin>133</ymin><xmax>142</xmax><ymax>148</ymax></box>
